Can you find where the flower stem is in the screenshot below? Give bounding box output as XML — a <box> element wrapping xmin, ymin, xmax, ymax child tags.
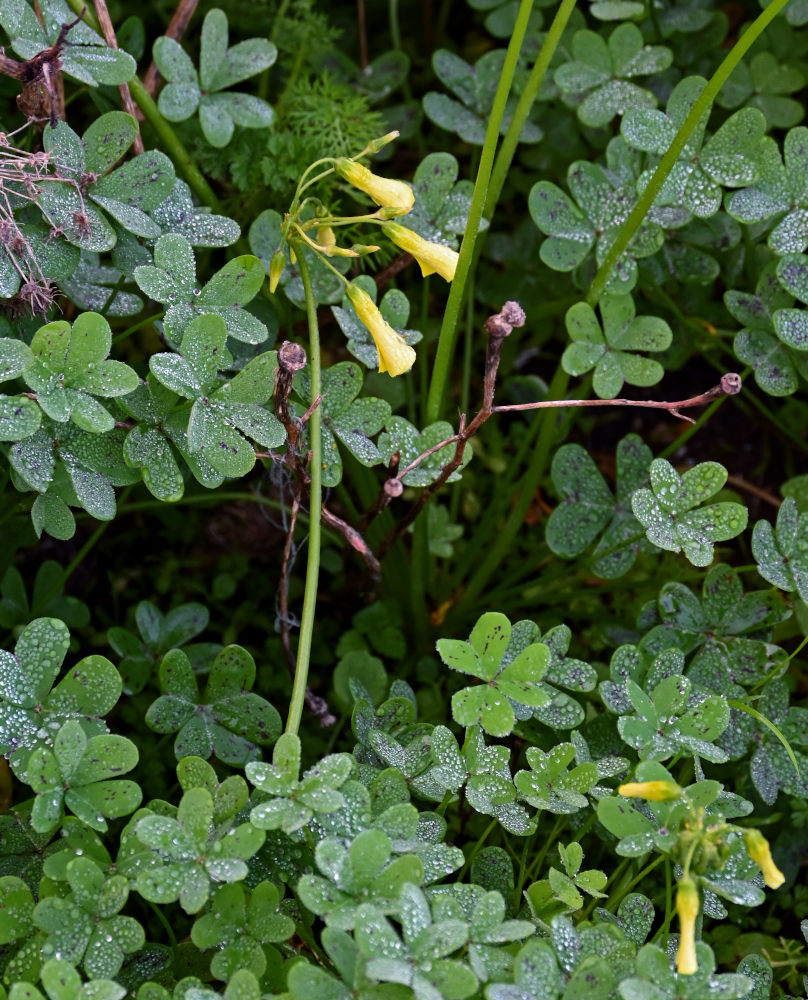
<box><xmin>286</xmin><ymin>251</ymin><xmax>323</xmax><ymax>736</ymax></box>
<box><xmin>587</xmin><ymin>0</ymin><xmax>794</xmax><ymax>305</ymax></box>
<box><xmin>484</xmin><ymin>0</ymin><xmax>579</xmax><ymax>221</ymax></box>
<box><xmin>424</xmin><ymin>0</ymin><xmax>535</xmax><ymax>423</ymax></box>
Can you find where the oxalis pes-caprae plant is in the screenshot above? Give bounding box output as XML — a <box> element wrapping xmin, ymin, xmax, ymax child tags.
<box><xmin>0</xmin><ymin>0</ymin><xmax>806</xmax><ymax>997</ymax></box>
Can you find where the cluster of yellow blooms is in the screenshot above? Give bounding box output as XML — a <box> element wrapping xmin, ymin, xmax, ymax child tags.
<box><xmin>332</xmin><ymin>158</ymin><xmax>460</xmax><ymax>376</ymax></box>
<box><xmin>617</xmin><ymin>780</ymin><xmax>785</xmax><ymax>977</ymax></box>
<box><xmin>271</xmin><ymin>145</ymin><xmax>460</xmax><ymax>378</ymax></box>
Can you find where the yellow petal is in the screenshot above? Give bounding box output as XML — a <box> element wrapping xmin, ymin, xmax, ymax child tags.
<box><xmin>345</xmin><ymin>283</ymin><xmax>416</xmax><ymax>377</ymax></box>
<box><xmin>744</xmin><ymin>830</ymin><xmax>785</xmax><ymax>889</ymax></box>
<box><xmin>384</xmin><ymin>222</ymin><xmax>459</xmax><ymax>282</ymax></box>
<box><xmin>676</xmin><ymin>877</ymin><xmax>700</xmax><ymax>975</ymax></box>
<box><xmin>617</xmin><ymin>780</ymin><xmax>682</xmax><ymax>801</ymax></box>
<box><xmin>334</xmin><ymin>159</ymin><xmax>414</xmax><ymax>216</ymax></box>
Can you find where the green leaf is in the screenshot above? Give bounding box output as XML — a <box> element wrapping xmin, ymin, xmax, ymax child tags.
<box><xmin>631</xmin><ymin>458</ymin><xmax>747</xmax><ymax>565</ymax></box>
<box><xmin>753</xmin><ymin>497</ymin><xmax>808</xmax><ymax>601</ymax></box>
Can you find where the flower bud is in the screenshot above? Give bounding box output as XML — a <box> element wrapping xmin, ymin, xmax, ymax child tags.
<box><xmin>367</xmin><ymin>131</ymin><xmax>400</xmax><ymax>152</ymax></box>
<box><xmin>268</xmin><ymin>250</ymin><xmax>286</xmax><ymax>293</ymax></box>
<box><xmin>744</xmin><ymin>830</ymin><xmax>785</xmax><ymax>889</ymax></box>
<box><xmin>675</xmin><ymin>876</ymin><xmax>700</xmax><ymax>975</ymax></box>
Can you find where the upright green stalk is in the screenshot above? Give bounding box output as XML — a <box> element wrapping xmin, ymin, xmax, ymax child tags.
<box><xmin>286</xmin><ymin>253</ymin><xmax>323</xmax><ymax>736</ymax></box>
<box><xmin>425</xmin><ymin>0</ymin><xmax>535</xmax><ymax>423</ymax></box>
<box><xmin>484</xmin><ymin>0</ymin><xmax>579</xmax><ymax>222</ymax></box>
<box><xmin>587</xmin><ymin>0</ymin><xmax>794</xmax><ymax>305</ymax></box>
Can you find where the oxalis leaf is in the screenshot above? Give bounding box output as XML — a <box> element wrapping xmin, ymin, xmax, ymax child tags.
<box><xmin>752</xmin><ymin>496</ymin><xmax>808</xmax><ymax>601</ymax></box>
<box><xmin>0</xmin><ymin>617</ymin><xmax>121</xmax><ymax>773</ymax></box>
<box><xmin>437</xmin><ymin>612</ymin><xmax>551</xmax><ymax>738</ymax></box>
<box><xmin>545</xmin><ymin>434</ymin><xmax>654</xmax><ymax>579</ymax></box>
<box><xmin>630</xmin><ymin>458</ymin><xmax>747</xmax><ymax>566</ymax></box>
<box><xmin>145</xmin><ymin>645</ymin><xmax>282</xmax><ymax>765</ymax></box>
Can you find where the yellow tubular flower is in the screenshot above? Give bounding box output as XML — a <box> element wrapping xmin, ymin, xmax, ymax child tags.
<box><xmin>675</xmin><ymin>876</ymin><xmax>700</xmax><ymax>975</ymax></box>
<box><xmin>617</xmin><ymin>780</ymin><xmax>683</xmax><ymax>801</ymax></box>
<box><xmin>744</xmin><ymin>830</ymin><xmax>785</xmax><ymax>889</ymax></box>
<box><xmin>383</xmin><ymin>222</ymin><xmax>459</xmax><ymax>282</ymax></box>
<box><xmin>346</xmin><ymin>283</ymin><xmax>416</xmax><ymax>377</ymax></box>
<box><xmin>334</xmin><ymin>158</ymin><xmax>414</xmax><ymax>216</ymax></box>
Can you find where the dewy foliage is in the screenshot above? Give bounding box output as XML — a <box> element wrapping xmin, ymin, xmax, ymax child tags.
<box><xmin>0</xmin><ymin>0</ymin><xmax>806</xmax><ymax>998</ymax></box>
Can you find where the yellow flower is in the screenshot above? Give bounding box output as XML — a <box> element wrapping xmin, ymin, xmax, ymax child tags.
<box><xmin>617</xmin><ymin>780</ymin><xmax>683</xmax><ymax>801</ymax></box>
<box><xmin>675</xmin><ymin>876</ymin><xmax>700</xmax><ymax>975</ymax></box>
<box><xmin>334</xmin><ymin>158</ymin><xmax>414</xmax><ymax>216</ymax></box>
<box><xmin>383</xmin><ymin>222</ymin><xmax>459</xmax><ymax>282</ymax></box>
<box><xmin>744</xmin><ymin>830</ymin><xmax>785</xmax><ymax>889</ymax></box>
<box><xmin>345</xmin><ymin>283</ymin><xmax>416</xmax><ymax>377</ymax></box>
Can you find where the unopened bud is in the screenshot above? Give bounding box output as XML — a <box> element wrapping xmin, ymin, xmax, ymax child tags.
<box><xmin>269</xmin><ymin>250</ymin><xmax>286</xmax><ymax>292</ymax></box>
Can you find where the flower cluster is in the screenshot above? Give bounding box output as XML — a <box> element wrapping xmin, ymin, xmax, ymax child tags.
<box><xmin>272</xmin><ymin>134</ymin><xmax>460</xmax><ymax>377</ymax></box>
<box><xmin>617</xmin><ymin>779</ymin><xmax>785</xmax><ymax>976</ymax></box>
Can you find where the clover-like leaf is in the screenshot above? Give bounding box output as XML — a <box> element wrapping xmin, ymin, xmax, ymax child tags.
<box><xmin>136</xmin><ymin>234</ymin><xmax>268</xmax><ymax>345</ymax></box>
<box><xmin>25</xmin><ymin>720</ymin><xmax>141</xmax><ymax>834</ymax></box>
<box><xmin>355</xmin><ymin>889</ymin><xmax>478</xmax><ymax>999</ymax></box>
<box><xmin>11</xmin><ymin>418</ymin><xmax>138</xmax><ymax>537</ymax></box>
<box><xmin>0</xmin><ymin>618</ymin><xmax>122</xmax><ymax>772</ymax></box>
<box><xmin>554</xmin><ymin>23</ymin><xmax>672</xmax><ymax>128</ymax></box>
<box><xmin>133</xmin><ymin>786</ymin><xmax>265</xmax><ymax>914</ymax></box>
<box><xmin>149</xmin><ymin>316</ymin><xmax>283</xmax><ymax>478</ymax></box>
<box><xmin>618</xmin><ymin>676</ymin><xmax>730</xmax><ymax>762</ymax></box>
<box><xmin>34</xmin><ymin>856</ymin><xmax>144</xmax><ymax>978</ymax></box>
<box><xmin>24</xmin><ymin>313</ymin><xmax>138</xmax><ymax>433</ymax></box>
<box><xmin>427</xmin><ymin>725</ymin><xmax>532</xmax><ymax>835</ymax></box>
<box><xmin>622</xmin><ymin>76</ymin><xmax>766</xmax><ymax>218</ymax></box>
<box><xmin>630</xmin><ymin>458</ymin><xmax>748</xmax><ymax>566</ymax></box>
<box><xmin>154</xmin><ymin>8</ymin><xmax>276</xmax><ymax>148</ymax></box>
<box><xmin>424</xmin><ymin>49</ymin><xmax>542</xmax><ymax>145</ymax></box>
<box><xmin>545</xmin><ymin>434</ymin><xmax>653</xmax><ymax>578</ymax></box>
<box><xmin>727</xmin><ymin>126</ymin><xmax>808</xmax><ymax>254</ymax></box>
<box><xmin>514</xmin><ymin>743</ymin><xmax>598</xmax><ymax>814</ymax></box>
<box><xmin>563</xmin><ymin>294</ymin><xmax>671</xmax><ymax>398</ymax></box>
<box><xmin>246</xmin><ymin>732</ymin><xmax>354</xmax><ymax>834</ymax></box>
<box><xmin>718</xmin><ymin>51</ymin><xmax>806</xmax><ymax>129</ymax></box>
<box><xmin>145</xmin><ymin>645</ymin><xmax>281</xmax><ymax>765</ymax></box>
<box><xmin>752</xmin><ymin>496</ymin><xmax>808</xmax><ymax>602</ymax></box>
<box><xmin>726</xmin><ymin>265</ymin><xmax>807</xmax><ymax>396</ymax></box>
<box><xmin>529</xmin><ymin>137</ymin><xmax>664</xmax><ymax>292</ymax></box>
<box><xmin>437</xmin><ymin>612</ymin><xmax>550</xmax><ymax>738</ymax></box>
<box><xmin>191</xmin><ymin>882</ymin><xmax>294</xmax><ymax>980</ymax></box>
<box><xmin>107</xmin><ymin>599</ymin><xmax>213</xmax><ymax>696</ymax></box>
<box><xmin>297</xmin><ymin>829</ymin><xmax>426</xmax><ymax>930</ymax></box>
